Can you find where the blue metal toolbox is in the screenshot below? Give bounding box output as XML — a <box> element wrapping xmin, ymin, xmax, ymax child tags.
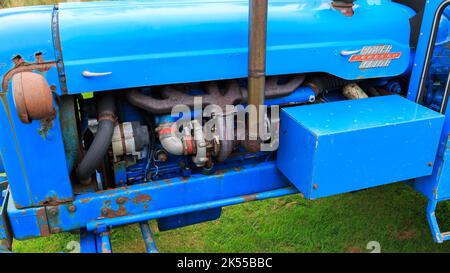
<box><xmin>277</xmin><ymin>95</ymin><xmax>445</xmax><ymax>199</ymax></box>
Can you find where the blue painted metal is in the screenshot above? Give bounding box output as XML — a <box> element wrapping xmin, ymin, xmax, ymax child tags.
<box><xmin>278</xmin><ymin>95</ymin><xmax>445</xmax><ymax>199</ymax></box>
<box><xmin>265</xmin><ymin>86</ymin><xmax>316</xmax><ymax>106</ymax></box>
<box><xmin>7</xmin><ymin>195</ymin><xmax>50</xmax><ymax>239</ymax></box>
<box><xmin>1</xmin><ymin>0</ymin><xmax>450</xmax><ymax>250</ymax></box>
<box><xmin>114</xmin><ymin>161</ymin><xmax>128</xmax><ymax>187</ymax></box>
<box><xmin>426</xmin><ymin>199</ymin><xmax>450</xmax><ymax>243</ymax></box>
<box><xmin>80</xmin><ymin>229</ymin><xmax>97</xmax><ymax>253</ymax></box>
<box><xmin>7</xmin><ymin>161</ymin><xmax>293</xmax><ymax>239</ymax></box>
<box><xmin>139</xmin><ymin>222</ymin><xmax>159</xmax><ymax>253</ymax></box>
<box><xmin>0</xmin><ymin>186</ymin><xmax>12</xmax><ymax>251</ymax></box>
<box><xmin>404</xmin><ymin>1</ymin><xmax>450</xmax><ymax>243</ymax></box>
<box><xmin>98</xmin><ymin>231</ymin><xmax>112</xmax><ymax>253</ymax></box>
<box><xmin>407</xmin><ymin>1</ymin><xmax>450</xmax><ymax>101</ymax></box>
<box><xmin>0</xmin><ymin>6</ymin><xmax>74</xmax><ymax>208</ymax></box>
<box><xmin>86</xmin><ymin>187</ymin><xmax>297</xmax><ymax>233</ymax></box>
<box><xmin>0</xmin><ymin>155</ymin><xmax>4</xmax><ymax>174</ymax></box>
<box><xmin>80</xmin><ymin>228</ymin><xmax>113</xmax><ymax>253</ymax></box>
<box><xmin>157</xmin><ymin>207</ymin><xmax>222</xmax><ymax>232</ymax></box>
<box><xmin>57</xmin><ymin>0</ymin><xmax>414</xmax><ymax>94</ymax></box>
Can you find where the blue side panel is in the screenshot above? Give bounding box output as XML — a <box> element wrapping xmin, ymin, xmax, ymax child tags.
<box><xmin>157</xmin><ymin>208</ymin><xmax>222</xmax><ymax>232</ymax></box>
<box><xmin>7</xmin><ymin>196</ymin><xmax>50</xmax><ymax>240</ymax></box>
<box><xmin>278</xmin><ymin>96</ymin><xmax>445</xmax><ymax>199</ymax></box>
<box><xmin>57</xmin><ymin>0</ymin><xmax>415</xmax><ymax>94</ymax></box>
<box><xmin>0</xmin><ymin>6</ymin><xmax>73</xmax><ymax>207</ymax></box>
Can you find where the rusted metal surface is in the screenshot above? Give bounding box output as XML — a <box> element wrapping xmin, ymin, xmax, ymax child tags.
<box><xmin>332</xmin><ymin>1</ymin><xmax>355</xmax><ymax>17</ymax></box>
<box><xmin>36</xmin><ymin>208</ymin><xmax>51</xmax><ymax>237</ymax></box>
<box><xmin>127</xmin><ymin>75</ymin><xmax>304</xmax><ymax>114</ymax></box>
<box><xmin>10</xmin><ymin>162</ymin><xmax>293</xmax><ymax>238</ymax></box>
<box><xmin>248</xmin><ymin>0</ymin><xmax>268</xmax><ymax>139</ymax></box>
<box><xmin>342</xmin><ymin>83</ymin><xmax>369</xmax><ymax>100</ymax></box>
<box><xmin>101</xmin><ymin>199</ymin><xmax>129</xmax><ymax>219</ymax></box>
<box><xmin>132</xmin><ymin>194</ymin><xmax>152</xmax><ymax>210</ymax></box>
<box><xmin>52</xmin><ymin>6</ymin><xmax>68</xmax><ymax>94</ymax></box>
<box><xmin>241</xmin><ymin>193</ymin><xmax>258</xmax><ymax>202</ymax></box>
<box><xmin>59</xmin><ymin>96</ymin><xmax>81</xmax><ymax>172</ymax></box>
<box><xmin>1</xmin><ymin>62</ymin><xmax>56</xmax><ymax>93</ymax></box>
<box><xmin>248</xmin><ymin>0</ymin><xmax>268</xmax><ymax>107</ymax></box>
<box><xmin>139</xmin><ymin>221</ymin><xmax>159</xmax><ymax>253</ymax></box>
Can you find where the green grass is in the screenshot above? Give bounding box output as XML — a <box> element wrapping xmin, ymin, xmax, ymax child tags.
<box><xmin>1</xmin><ymin>0</ymin><xmax>96</xmax><ymax>8</ymax></box>
<box><xmin>12</xmin><ymin>183</ymin><xmax>450</xmax><ymax>253</ymax></box>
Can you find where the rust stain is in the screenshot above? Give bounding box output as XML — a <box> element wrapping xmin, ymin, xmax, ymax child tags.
<box><xmin>163</xmin><ymin>179</ymin><xmax>172</xmax><ymax>186</ymax></box>
<box><xmin>233</xmin><ymin>167</ymin><xmax>243</xmax><ymax>172</ymax></box>
<box><xmin>36</xmin><ymin>208</ymin><xmax>51</xmax><ymax>237</ymax></box>
<box><xmin>181</xmin><ymin>177</ymin><xmax>189</xmax><ymax>183</ymax></box>
<box><xmin>151</xmin><ymin>181</ymin><xmax>163</xmax><ymax>189</ymax></box>
<box><xmin>103</xmin><ymin>206</ymin><xmax>128</xmax><ymax>219</ymax></box>
<box><xmin>79</xmin><ymin>197</ymin><xmax>93</xmax><ymax>204</ymax></box>
<box><xmin>132</xmin><ymin>194</ymin><xmax>152</xmax><ymax>205</ymax></box>
<box><xmin>242</xmin><ymin>194</ymin><xmax>258</xmax><ymax>202</ymax></box>
<box><xmin>214</xmin><ymin>169</ymin><xmax>228</xmax><ymax>177</ymax></box>
<box><xmin>2</xmin><ymin>62</ymin><xmax>56</xmax><ymax>93</ymax></box>
<box><xmin>116</xmin><ymin>196</ymin><xmax>130</xmax><ymax>205</ymax></box>
<box><xmin>102</xmin><ymin>242</ymin><xmax>112</xmax><ymax>253</ymax></box>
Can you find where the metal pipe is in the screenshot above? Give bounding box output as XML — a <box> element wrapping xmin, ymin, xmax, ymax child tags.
<box><xmin>139</xmin><ymin>222</ymin><xmax>159</xmax><ymax>253</ymax></box>
<box><xmin>248</xmin><ymin>0</ymin><xmax>268</xmax><ymax>137</ymax></box>
<box><xmin>248</xmin><ymin>0</ymin><xmax>268</xmax><ymax>107</ymax></box>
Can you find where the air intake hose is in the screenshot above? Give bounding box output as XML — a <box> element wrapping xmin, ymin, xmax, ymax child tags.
<box><xmin>77</xmin><ymin>93</ymin><xmax>117</xmax><ymax>183</ymax></box>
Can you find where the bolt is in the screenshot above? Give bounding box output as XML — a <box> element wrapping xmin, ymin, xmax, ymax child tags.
<box><xmin>313</xmin><ymin>183</ymin><xmax>319</xmax><ymax>190</ymax></box>
<box><xmin>101</xmin><ymin>208</ymin><xmax>109</xmax><ymax>216</ymax></box>
<box><xmin>68</xmin><ymin>205</ymin><xmax>76</xmax><ymax>213</ymax></box>
<box><xmin>156</xmin><ymin>151</ymin><xmax>168</xmax><ymax>162</ymax></box>
<box><xmin>428</xmin><ymin>162</ymin><xmax>433</xmax><ymax>167</ymax></box>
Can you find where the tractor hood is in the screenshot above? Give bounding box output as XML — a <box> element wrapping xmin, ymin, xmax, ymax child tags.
<box><xmin>56</xmin><ymin>0</ymin><xmax>416</xmax><ymax>94</ymax></box>
<box><xmin>2</xmin><ymin>1</ymin><xmax>417</xmax><ymax>95</ymax></box>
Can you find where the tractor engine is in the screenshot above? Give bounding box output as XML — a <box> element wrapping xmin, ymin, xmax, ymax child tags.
<box><xmin>0</xmin><ymin>0</ymin><xmax>431</xmax><ymax>201</ymax></box>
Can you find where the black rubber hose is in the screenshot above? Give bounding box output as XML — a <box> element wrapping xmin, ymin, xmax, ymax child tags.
<box><xmin>77</xmin><ymin>93</ymin><xmax>117</xmax><ymax>183</ymax></box>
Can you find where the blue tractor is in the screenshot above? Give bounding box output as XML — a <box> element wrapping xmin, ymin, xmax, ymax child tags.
<box><xmin>0</xmin><ymin>0</ymin><xmax>449</xmax><ymax>252</ymax></box>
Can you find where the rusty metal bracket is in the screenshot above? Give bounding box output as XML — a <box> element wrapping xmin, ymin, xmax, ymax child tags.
<box><xmin>51</xmin><ymin>5</ymin><xmax>68</xmax><ymax>94</ymax></box>
<box><xmin>1</xmin><ymin>62</ymin><xmax>57</xmax><ymax>94</ymax></box>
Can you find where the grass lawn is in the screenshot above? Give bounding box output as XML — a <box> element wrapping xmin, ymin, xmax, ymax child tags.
<box><xmin>12</xmin><ymin>183</ymin><xmax>450</xmax><ymax>253</ymax></box>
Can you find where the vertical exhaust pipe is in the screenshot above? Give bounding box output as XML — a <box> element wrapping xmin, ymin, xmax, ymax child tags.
<box><xmin>248</xmin><ymin>0</ymin><xmax>268</xmax><ymax>139</ymax></box>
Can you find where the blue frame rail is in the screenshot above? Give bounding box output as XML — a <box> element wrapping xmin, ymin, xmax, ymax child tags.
<box><xmin>408</xmin><ymin>0</ymin><xmax>450</xmax><ymax>243</ymax></box>
<box><xmin>7</xmin><ymin>162</ymin><xmax>297</xmax><ymax>242</ymax></box>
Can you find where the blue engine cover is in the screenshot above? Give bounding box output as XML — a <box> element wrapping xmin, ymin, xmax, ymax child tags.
<box><xmin>57</xmin><ymin>0</ymin><xmax>415</xmax><ymax>94</ymax></box>
<box><xmin>277</xmin><ymin>96</ymin><xmax>445</xmax><ymax>199</ymax></box>
<box><xmin>0</xmin><ymin>6</ymin><xmax>73</xmax><ymax>208</ymax></box>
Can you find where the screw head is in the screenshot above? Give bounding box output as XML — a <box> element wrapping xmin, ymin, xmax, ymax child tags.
<box><xmin>428</xmin><ymin>162</ymin><xmax>433</xmax><ymax>167</ymax></box>
<box><xmin>313</xmin><ymin>183</ymin><xmax>319</xmax><ymax>190</ymax></box>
